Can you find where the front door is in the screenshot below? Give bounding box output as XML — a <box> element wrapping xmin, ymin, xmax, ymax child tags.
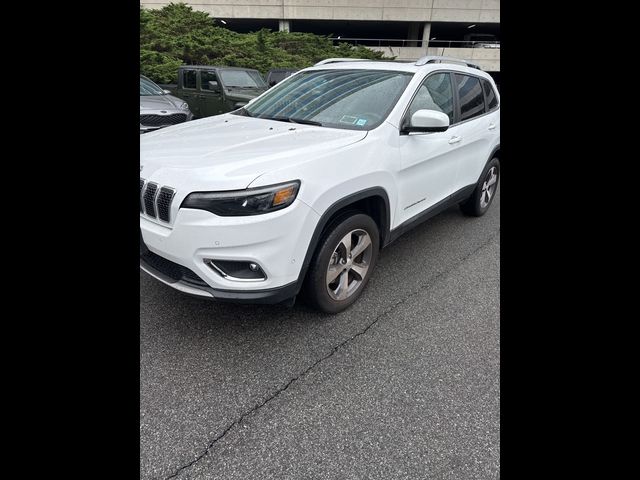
<box><xmin>200</xmin><ymin>70</ymin><xmax>225</xmax><ymax>117</ymax></box>
<box><xmin>396</xmin><ymin>72</ymin><xmax>464</xmax><ymax>226</ymax></box>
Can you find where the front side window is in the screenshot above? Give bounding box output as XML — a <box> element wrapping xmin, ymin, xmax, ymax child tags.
<box><xmin>482</xmin><ymin>78</ymin><xmax>499</xmax><ymax>110</ymax></box>
<box><xmin>406</xmin><ymin>72</ymin><xmax>454</xmax><ymax>123</ymax></box>
<box><xmin>201</xmin><ymin>71</ymin><xmax>219</xmax><ymax>91</ymax></box>
<box><xmin>219</xmin><ymin>70</ymin><xmax>266</xmax><ymax>88</ymax></box>
<box><xmin>455</xmin><ymin>74</ymin><xmax>485</xmax><ymax>121</ymax></box>
<box><xmin>183</xmin><ymin>69</ymin><xmax>197</xmax><ymax>89</ymax></box>
<box><xmin>241</xmin><ymin>69</ymin><xmax>414</xmax><ymax>130</ymax></box>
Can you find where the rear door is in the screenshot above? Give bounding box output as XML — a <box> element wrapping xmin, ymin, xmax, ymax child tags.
<box><xmin>199</xmin><ymin>70</ymin><xmax>225</xmax><ymax>117</ymax></box>
<box><xmin>450</xmin><ymin>73</ymin><xmax>496</xmax><ymax>191</ymax></box>
<box><xmin>179</xmin><ymin>68</ymin><xmax>200</xmax><ymax>117</ymax></box>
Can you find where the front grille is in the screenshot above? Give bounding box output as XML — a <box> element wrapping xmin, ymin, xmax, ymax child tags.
<box><xmin>140</xmin><ymin>113</ymin><xmax>187</xmax><ymax>127</ymax></box>
<box><xmin>140</xmin><ymin>179</ymin><xmax>177</xmax><ymax>223</ymax></box>
<box><xmin>143</xmin><ymin>182</ymin><xmax>158</xmax><ymax>218</ymax></box>
<box><xmin>141</xmin><ymin>250</ymin><xmax>209</xmax><ymax>288</ymax></box>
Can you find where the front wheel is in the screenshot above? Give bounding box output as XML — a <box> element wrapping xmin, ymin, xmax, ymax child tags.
<box><xmin>304</xmin><ymin>213</ymin><xmax>380</xmax><ymax>314</ymax></box>
<box><xmin>460</xmin><ymin>157</ymin><xmax>500</xmax><ymax>217</ymax></box>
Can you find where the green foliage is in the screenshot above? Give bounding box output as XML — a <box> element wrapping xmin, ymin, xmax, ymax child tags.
<box><xmin>140</xmin><ymin>2</ymin><xmax>391</xmax><ymax>84</ymax></box>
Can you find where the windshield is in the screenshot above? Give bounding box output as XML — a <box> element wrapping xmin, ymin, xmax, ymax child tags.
<box><xmin>219</xmin><ymin>70</ymin><xmax>266</xmax><ymax>88</ymax></box>
<box><xmin>240</xmin><ymin>69</ymin><xmax>413</xmax><ymax>130</ymax></box>
<box><xmin>140</xmin><ymin>76</ymin><xmax>165</xmax><ymax>96</ymax></box>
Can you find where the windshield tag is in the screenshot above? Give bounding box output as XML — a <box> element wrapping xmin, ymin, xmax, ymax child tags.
<box><xmin>339</xmin><ymin>115</ymin><xmax>358</xmax><ymax>125</ymax></box>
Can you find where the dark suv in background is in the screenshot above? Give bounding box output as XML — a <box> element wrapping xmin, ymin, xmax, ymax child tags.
<box><xmin>161</xmin><ymin>66</ymin><xmax>267</xmax><ymax>118</ymax></box>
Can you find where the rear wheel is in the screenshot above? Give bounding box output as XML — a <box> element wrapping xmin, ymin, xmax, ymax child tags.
<box><xmin>460</xmin><ymin>157</ymin><xmax>500</xmax><ymax>217</ymax></box>
<box><xmin>304</xmin><ymin>213</ymin><xmax>380</xmax><ymax>314</ymax></box>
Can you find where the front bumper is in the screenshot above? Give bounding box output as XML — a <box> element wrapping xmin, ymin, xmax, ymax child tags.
<box><xmin>140</xmin><ymin>199</ymin><xmax>319</xmax><ymax>303</ymax></box>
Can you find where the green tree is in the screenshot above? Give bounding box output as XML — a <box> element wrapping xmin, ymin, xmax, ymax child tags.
<box><xmin>140</xmin><ymin>2</ymin><xmax>390</xmax><ymax>84</ymax></box>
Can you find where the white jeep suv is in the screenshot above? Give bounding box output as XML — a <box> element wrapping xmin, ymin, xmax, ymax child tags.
<box><xmin>140</xmin><ymin>56</ymin><xmax>500</xmax><ymax>313</ymax></box>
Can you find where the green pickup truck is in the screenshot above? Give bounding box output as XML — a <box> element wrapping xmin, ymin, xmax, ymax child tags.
<box><xmin>161</xmin><ymin>66</ymin><xmax>268</xmax><ymax>118</ymax></box>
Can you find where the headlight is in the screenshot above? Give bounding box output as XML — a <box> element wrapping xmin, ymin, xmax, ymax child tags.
<box><xmin>181</xmin><ymin>181</ymin><xmax>300</xmax><ymax>216</ymax></box>
<box><xmin>179</xmin><ymin>102</ymin><xmax>190</xmax><ymax>110</ymax></box>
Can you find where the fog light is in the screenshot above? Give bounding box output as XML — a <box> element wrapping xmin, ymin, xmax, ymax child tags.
<box><xmin>205</xmin><ymin>259</ymin><xmax>266</xmax><ymax>281</ymax></box>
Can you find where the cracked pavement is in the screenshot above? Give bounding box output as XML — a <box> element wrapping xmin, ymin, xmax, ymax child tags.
<box><xmin>140</xmin><ymin>188</ymin><xmax>500</xmax><ymax>479</ymax></box>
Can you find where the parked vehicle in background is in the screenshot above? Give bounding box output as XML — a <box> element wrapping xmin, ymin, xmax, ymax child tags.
<box><xmin>266</xmin><ymin>68</ymin><xmax>299</xmax><ymax>87</ymax></box>
<box><xmin>462</xmin><ymin>33</ymin><xmax>500</xmax><ymax>48</ymax></box>
<box><xmin>140</xmin><ymin>57</ymin><xmax>500</xmax><ymax>313</ymax></box>
<box><xmin>140</xmin><ymin>76</ymin><xmax>193</xmax><ymax>134</ymax></box>
<box><xmin>161</xmin><ymin>66</ymin><xmax>268</xmax><ymax>118</ymax></box>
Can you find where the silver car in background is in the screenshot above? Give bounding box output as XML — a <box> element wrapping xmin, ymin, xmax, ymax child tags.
<box><xmin>140</xmin><ymin>76</ymin><xmax>193</xmax><ymax>133</ymax></box>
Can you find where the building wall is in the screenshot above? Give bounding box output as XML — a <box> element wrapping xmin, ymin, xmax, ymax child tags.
<box><xmin>140</xmin><ymin>1</ymin><xmax>500</xmax><ymax>23</ymax></box>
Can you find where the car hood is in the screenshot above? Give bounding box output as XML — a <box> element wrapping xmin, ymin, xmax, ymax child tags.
<box><xmin>139</xmin><ymin>114</ymin><xmax>367</xmax><ymax>191</ymax></box>
<box><xmin>140</xmin><ymin>95</ymin><xmax>183</xmax><ymax>111</ymax></box>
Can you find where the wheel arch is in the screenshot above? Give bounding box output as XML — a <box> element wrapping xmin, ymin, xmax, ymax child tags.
<box><xmin>490</xmin><ymin>144</ymin><xmax>500</xmax><ymax>162</ymax></box>
<box><xmin>294</xmin><ymin>187</ymin><xmax>391</xmax><ymax>295</ymax></box>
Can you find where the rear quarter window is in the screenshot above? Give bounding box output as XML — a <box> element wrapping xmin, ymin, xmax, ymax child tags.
<box><xmin>482</xmin><ymin>78</ymin><xmax>499</xmax><ymax>110</ymax></box>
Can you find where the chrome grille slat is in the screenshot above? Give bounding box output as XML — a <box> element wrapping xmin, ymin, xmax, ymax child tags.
<box><xmin>139</xmin><ymin>178</ymin><xmax>145</xmax><ymax>212</ymax></box>
<box><xmin>143</xmin><ymin>182</ymin><xmax>158</xmax><ymax>218</ymax></box>
<box><xmin>157</xmin><ymin>187</ymin><xmax>176</xmax><ymax>222</ymax></box>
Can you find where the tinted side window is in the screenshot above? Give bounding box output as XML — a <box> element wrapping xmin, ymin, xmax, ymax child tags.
<box><xmin>407</xmin><ymin>72</ymin><xmax>454</xmax><ymax>123</ymax></box>
<box><xmin>482</xmin><ymin>78</ymin><xmax>498</xmax><ymax>110</ymax></box>
<box><xmin>201</xmin><ymin>71</ymin><xmax>219</xmax><ymax>91</ymax></box>
<box><xmin>455</xmin><ymin>74</ymin><xmax>485</xmax><ymax>121</ymax></box>
<box><xmin>183</xmin><ymin>69</ymin><xmax>197</xmax><ymax>89</ymax></box>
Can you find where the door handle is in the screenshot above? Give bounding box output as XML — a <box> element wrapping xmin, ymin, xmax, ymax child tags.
<box><xmin>448</xmin><ymin>135</ymin><xmax>462</xmax><ymax>144</ymax></box>
<box><xmin>488</xmin><ymin>123</ymin><xmax>496</xmax><ymax>130</ymax></box>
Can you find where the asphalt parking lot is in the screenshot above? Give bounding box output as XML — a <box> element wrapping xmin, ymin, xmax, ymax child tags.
<box><xmin>140</xmin><ymin>188</ymin><xmax>500</xmax><ymax>480</ymax></box>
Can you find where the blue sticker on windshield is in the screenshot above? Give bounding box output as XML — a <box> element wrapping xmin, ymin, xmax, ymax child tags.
<box><xmin>355</xmin><ymin>118</ymin><xmax>368</xmax><ymax>126</ymax></box>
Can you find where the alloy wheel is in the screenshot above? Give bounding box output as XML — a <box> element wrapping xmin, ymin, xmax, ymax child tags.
<box><xmin>326</xmin><ymin>229</ymin><xmax>373</xmax><ymax>301</ymax></box>
<box><xmin>480</xmin><ymin>166</ymin><xmax>498</xmax><ymax>208</ymax></box>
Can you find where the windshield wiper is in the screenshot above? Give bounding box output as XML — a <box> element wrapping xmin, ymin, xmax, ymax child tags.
<box><xmin>257</xmin><ymin>115</ymin><xmax>322</xmax><ymax>126</ymax></box>
<box><xmin>288</xmin><ymin>117</ymin><xmax>323</xmax><ymax>126</ymax></box>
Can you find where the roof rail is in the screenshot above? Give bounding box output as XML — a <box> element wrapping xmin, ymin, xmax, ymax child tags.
<box><xmin>314</xmin><ymin>58</ymin><xmax>370</xmax><ymax>66</ymax></box>
<box><xmin>415</xmin><ymin>55</ymin><xmax>481</xmax><ymax>70</ymax></box>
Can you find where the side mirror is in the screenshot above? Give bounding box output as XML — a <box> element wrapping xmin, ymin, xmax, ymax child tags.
<box><xmin>404</xmin><ymin>109</ymin><xmax>450</xmax><ymax>133</ymax></box>
<box><xmin>208</xmin><ymin>80</ymin><xmax>220</xmax><ymax>92</ymax></box>
<box><xmin>162</xmin><ymin>89</ymin><xmax>171</xmax><ymax>94</ymax></box>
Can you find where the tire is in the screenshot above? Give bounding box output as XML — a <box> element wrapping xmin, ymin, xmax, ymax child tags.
<box><xmin>460</xmin><ymin>157</ymin><xmax>500</xmax><ymax>217</ymax></box>
<box><xmin>304</xmin><ymin>212</ymin><xmax>380</xmax><ymax>314</ymax></box>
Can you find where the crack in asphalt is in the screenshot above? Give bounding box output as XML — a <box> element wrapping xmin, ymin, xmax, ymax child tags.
<box><xmin>163</xmin><ymin>232</ymin><xmax>500</xmax><ymax>480</ymax></box>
